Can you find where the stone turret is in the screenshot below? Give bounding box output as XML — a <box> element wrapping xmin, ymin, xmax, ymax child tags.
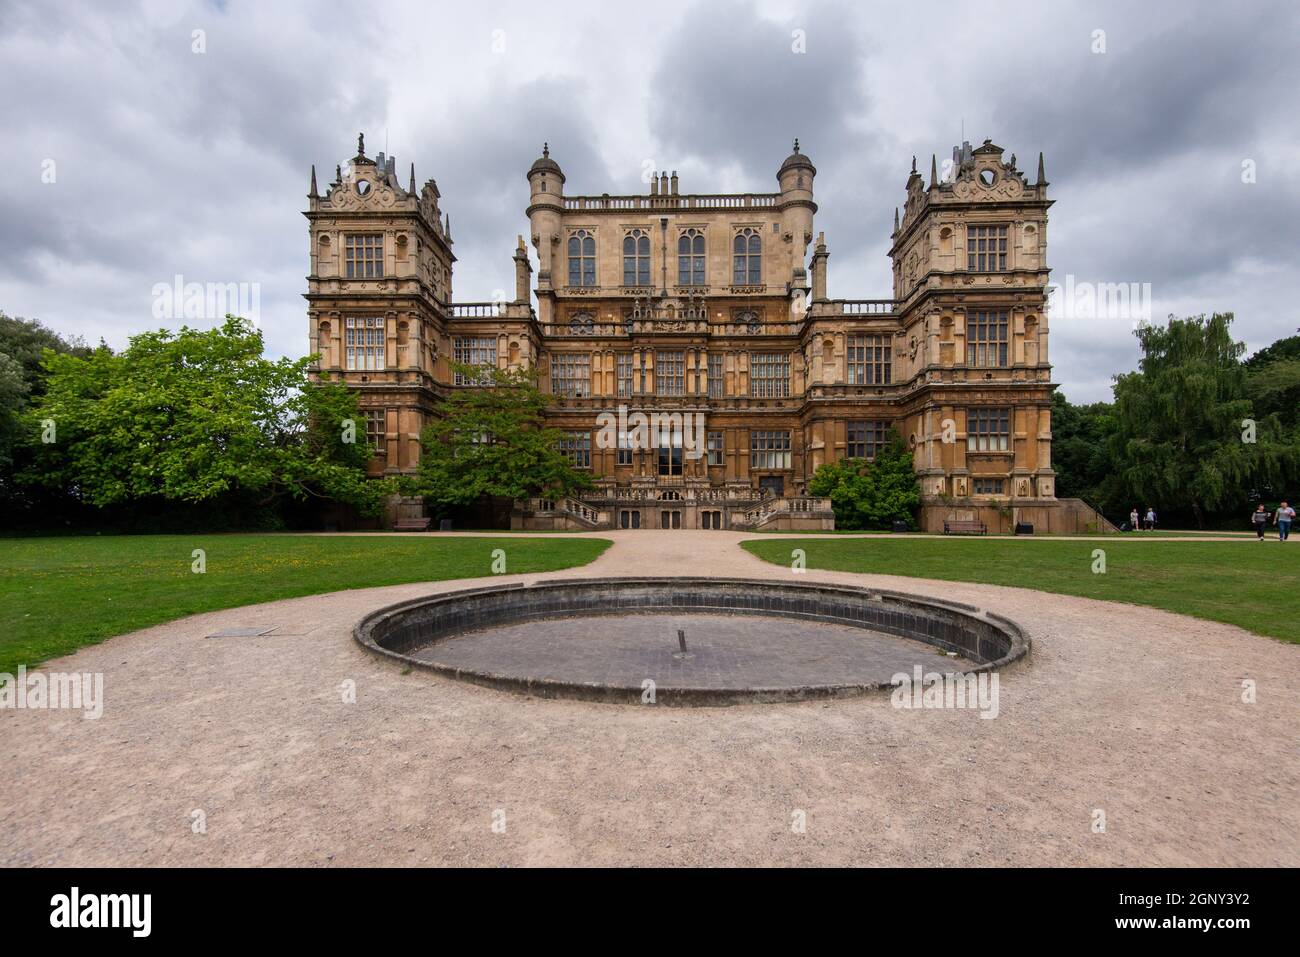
<box><xmin>525</xmin><ymin>143</ymin><xmax>565</xmax><ymax>293</ymax></box>
<box><xmin>777</xmin><ymin>139</ymin><xmax>817</xmax><ymax>291</ymax></box>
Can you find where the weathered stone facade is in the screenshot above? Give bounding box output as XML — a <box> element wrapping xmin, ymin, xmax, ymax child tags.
<box><xmin>306</xmin><ymin>134</ymin><xmax>1107</xmax><ymax>532</ymax></box>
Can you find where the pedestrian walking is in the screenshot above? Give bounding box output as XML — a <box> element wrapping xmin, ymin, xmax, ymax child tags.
<box><xmin>1145</xmin><ymin>506</ymin><xmax>1157</xmax><ymax>531</ymax></box>
<box><xmin>1130</xmin><ymin>507</ymin><xmax>1140</xmax><ymax>532</ymax></box>
<box><xmin>1252</xmin><ymin>504</ymin><xmax>1269</xmax><ymax>540</ymax></box>
<box><xmin>1276</xmin><ymin>501</ymin><xmax>1295</xmax><ymax>542</ymax></box>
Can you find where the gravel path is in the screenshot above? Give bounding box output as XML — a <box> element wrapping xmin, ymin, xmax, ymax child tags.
<box><xmin>2</xmin><ymin>530</ymin><xmax>1296</xmax><ymax>867</ymax></box>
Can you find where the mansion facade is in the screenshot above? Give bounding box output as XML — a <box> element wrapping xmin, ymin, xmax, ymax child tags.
<box><xmin>305</xmin><ymin>134</ymin><xmax>1108</xmax><ymax>532</ymax></box>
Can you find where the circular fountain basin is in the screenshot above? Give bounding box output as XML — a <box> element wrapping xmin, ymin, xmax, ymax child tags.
<box><xmin>353</xmin><ymin>578</ymin><xmax>1029</xmax><ymax>706</ymax></box>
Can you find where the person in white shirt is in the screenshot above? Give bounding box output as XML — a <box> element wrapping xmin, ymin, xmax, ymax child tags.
<box><xmin>1275</xmin><ymin>501</ymin><xmax>1295</xmax><ymax>541</ymax></box>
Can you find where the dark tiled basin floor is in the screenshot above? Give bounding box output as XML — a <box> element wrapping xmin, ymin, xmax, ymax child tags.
<box><xmin>411</xmin><ymin>612</ymin><xmax>971</xmax><ymax>689</ymax></box>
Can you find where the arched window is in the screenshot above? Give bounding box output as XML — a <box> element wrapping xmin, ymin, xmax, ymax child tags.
<box><xmin>568</xmin><ymin>229</ymin><xmax>596</xmax><ymax>287</ymax></box>
<box><xmin>733</xmin><ymin>228</ymin><xmax>761</xmax><ymax>285</ymax></box>
<box><xmin>623</xmin><ymin>229</ymin><xmax>650</xmax><ymax>286</ymax></box>
<box><xmin>678</xmin><ymin>228</ymin><xmax>705</xmax><ymax>286</ymax></box>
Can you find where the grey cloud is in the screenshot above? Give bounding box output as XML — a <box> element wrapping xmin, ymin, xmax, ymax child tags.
<box><xmin>2</xmin><ymin>0</ymin><xmax>1297</xmax><ymax>402</ymax></box>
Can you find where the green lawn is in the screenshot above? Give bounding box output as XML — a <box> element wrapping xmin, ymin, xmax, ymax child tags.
<box><xmin>0</xmin><ymin>534</ymin><xmax>611</xmax><ymax>674</ymax></box>
<box><xmin>741</xmin><ymin>537</ymin><xmax>1300</xmax><ymax>644</ymax></box>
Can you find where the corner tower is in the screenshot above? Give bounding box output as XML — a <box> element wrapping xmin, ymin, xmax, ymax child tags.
<box><xmin>887</xmin><ymin>138</ymin><xmax>1057</xmax><ymax>525</ymax></box>
<box><xmin>525</xmin><ymin>143</ymin><xmax>565</xmax><ymax>326</ymax></box>
<box><xmin>304</xmin><ymin>133</ymin><xmax>454</xmax><ymax>475</ymax></box>
<box><xmin>776</xmin><ymin>139</ymin><xmax>817</xmax><ymax>296</ymax></box>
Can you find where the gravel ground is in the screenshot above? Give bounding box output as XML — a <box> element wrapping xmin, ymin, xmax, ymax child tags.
<box><xmin>2</xmin><ymin>530</ymin><xmax>1296</xmax><ymax>867</ymax></box>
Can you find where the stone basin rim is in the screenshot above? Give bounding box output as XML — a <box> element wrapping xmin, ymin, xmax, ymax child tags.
<box><xmin>351</xmin><ymin>577</ymin><xmax>1031</xmax><ymax>706</ymax></box>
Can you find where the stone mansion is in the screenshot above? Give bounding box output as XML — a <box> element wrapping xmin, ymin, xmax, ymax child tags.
<box><xmin>305</xmin><ymin>134</ymin><xmax>1107</xmax><ymax>532</ymax></box>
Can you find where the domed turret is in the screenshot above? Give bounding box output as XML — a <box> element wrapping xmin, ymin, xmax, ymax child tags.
<box><xmin>525</xmin><ymin>143</ymin><xmax>565</xmax><ymax>299</ymax></box>
<box><xmin>777</xmin><ymin>139</ymin><xmax>817</xmax><ymax>290</ymax></box>
<box><xmin>527</xmin><ymin>142</ymin><xmax>564</xmax><ymax>182</ymax></box>
<box><xmin>778</xmin><ymin>138</ymin><xmax>816</xmax><ymax>178</ymax></box>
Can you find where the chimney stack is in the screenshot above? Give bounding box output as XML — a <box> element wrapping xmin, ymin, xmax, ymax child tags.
<box><xmin>810</xmin><ymin>232</ymin><xmax>828</xmax><ymax>302</ymax></box>
<box><xmin>514</xmin><ymin>235</ymin><xmax>532</xmax><ymax>304</ymax></box>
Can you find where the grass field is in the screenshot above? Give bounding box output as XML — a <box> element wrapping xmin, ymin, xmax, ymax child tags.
<box><xmin>0</xmin><ymin>534</ymin><xmax>611</xmax><ymax>674</ymax></box>
<box><xmin>741</xmin><ymin>537</ymin><xmax>1300</xmax><ymax>643</ymax></box>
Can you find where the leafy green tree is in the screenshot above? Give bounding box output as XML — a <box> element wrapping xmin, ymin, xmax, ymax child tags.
<box><xmin>0</xmin><ymin>312</ymin><xmax>90</xmax><ymax>499</ymax></box>
<box><xmin>0</xmin><ymin>311</ymin><xmax>91</xmax><ymax>394</ymax></box>
<box><xmin>21</xmin><ymin>316</ymin><xmax>387</xmax><ymax>514</ymax></box>
<box><xmin>408</xmin><ymin>362</ymin><xmax>594</xmax><ymax>511</ymax></box>
<box><xmin>1049</xmin><ymin>391</ymin><xmax>1119</xmax><ymax>510</ymax></box>
<box><xmin>1245</xmin><ymin>334</ymin><xmax>1300</xmax><ymax>433</ymax></box>
<box><xmin>0</xmin><ymin>352</ymin><xmax>27</xmax><ymax>473</ymax></box>
<box><xmin>1107</xmin><ymin>313</ymin><xmax>1297</xmax><ymax>527</ymax></box>
<box><xmin>807</xmin><ymin>431</ymin><xmax>920</xmax><ymax>530</ymax></box>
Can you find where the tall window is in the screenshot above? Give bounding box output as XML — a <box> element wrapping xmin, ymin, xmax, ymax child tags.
<box><xmin>364</xmin><ymin>410</ymin><xmax>385</xmax><ymax>452</ymax></box>
<box><xmin>657</xmin><ymin>431</ymin><xmax>683</xmax><ymax>476</ymax></box>
<box><xmin>750</xmin><ymin>353</ymin><xmax>790</xmax><ymax>397</ymax></box>
<box><xmin>708</xmin><ymin>354</ymin><xmax>723</xmax><ymax>398</ymax></box>
<box><xmin>558</xmin><ymin>431</ymin><xmax>591</xmax><ymax>468</ymax></box>
<box><xmin>967</xmin><ymin>310</ymin><xmax>1009</xmax><ymax>367</ymax></box>
<box><xmin>568</xmin><ymin>229</ymin><xmax>596</xmax><ymax>287</ymax></box>
<box><xmin>967</xmin><ymin>408</ymin><xmax>1011</xmax><ymax>451</ymax></box>
<box><xmin>967</xmin><ymin>225</ymin><xmax>1008</xmax><ymax>272</ymax></box>
<box><xmin>623</xmin><ymin>229</ymin><xmax>650</xmax><ymax>286</ymax></box>
<box><xmin>656</xmin><ymin>352</ymin><xmax>685</xmax><ymax>396</ymax></box>
<box><xmin>344</xmin><ymin>234</ymin><xmax>384</xmax><ymax>278</ymax></box>
<box><xmin>678</xmin><ymin>228</ymin><xmax>705</xmax><ymax>285</ymax></box>
<box><xmin>550</xmin><ymin>353</ymin><xmax>591</xmax><ymax>398</ymax></box>
<box><xmin>847</xmin><ymin>335</ymin><xmax>891</xmax><ymax>384</ymax></box>
<box><xmin>453</xmin><ymin>336</ymin><xmax>495</xmax><ymax>385</ymax></box>
<box><xmin>733</xmin><ymin>228</ymin><xmax>761</xmax><ymax>285</ymax></box>
<box><xmin>345</xmin><ymin>317</ymin><xmax>384</xmax><ymax>370</ymax></box>
<box><xmin>847</xmin><ymin>420</ymin><xmax>890</xmax><ymax>459</ymax></box>
<box><xmin>707</xmin><ymin>431</ymin><xmax>724</xmax><ymax>466</ymax></box>
<box><xmin>617</xmin><ymin>431</ymin><xmax>634</xmax><ymax>466</ymax></box>
<box><xmin>617</xmin><ymin>354</ymin><xmax>633</xmax><ymax>397</ymax></box>
<box><xmin>750</xmin><ymin>430</ymin><xmax>792</xmax><ymax>469</ymax></box>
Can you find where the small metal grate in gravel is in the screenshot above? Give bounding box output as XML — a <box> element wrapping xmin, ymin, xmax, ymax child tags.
<box><xmin>206</xmin><ymin>627</ymin><xmax>274</xmax><ymax>638</ymax></box>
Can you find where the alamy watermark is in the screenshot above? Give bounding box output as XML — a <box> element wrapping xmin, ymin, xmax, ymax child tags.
<box><xmin>890</xmin><ymin>665</ymin><xmax>999</xmax><ymax>719</ymax></box>
<box><xmin>1</xmin><ymin>666</ymin><xmax>103</xmax><ymax>719</ymax></box>
<box><xmin>1047</xmin><ymin>274</ymin><xmax>1152</xmax><ymax>327</ymax></box>
<box><xmin>151</xmin><ymin>274</ymin><xmax>261</xmax><ymax>326</ymax></box>
<box><xmin>595</xmin><ymin>406</ymin><xmax>706</xmax><ymax>459</ymax></box>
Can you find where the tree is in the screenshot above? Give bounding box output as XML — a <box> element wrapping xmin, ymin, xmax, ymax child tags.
<box><xmin>1049</xmin><ymin>391</ymin><xmax>1118</xmax><ymax>510</ymax></box>
<box><xmin>0</xmin><ymin>312</ymin><xmax>90</xmax><ymax>500</ymax></box>
<box><xmin>21</xmin><ymin>316</ymin><xmax>387</xmax><ymax>516</ymax></box>
<box><xmin>408</xmin><ymin>363</ymin><xmax>595</xmax><ymax>511</ymax></box>
<box><xmin>807</xmin><ymin>431</ymin><xmax>920</xmax><ymax>530</ymax></box>
<box><xmin>1108</xmin><ymin>313</ymin><xmax>1297</xmax><ymax>527</ymax></box>
<box><xmin>1245</xmin><ymin>334</ymin><xmax>1300</xmax><ymax>433</ymax></box>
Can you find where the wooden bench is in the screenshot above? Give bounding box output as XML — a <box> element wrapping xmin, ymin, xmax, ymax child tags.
<box><xmin>943</xmin><ymin>520</ymin><xmax>987</xmax><ymax>535</ymax></box>
<box><xmin>392</xmin><ymin>517</ymin><xmax>431</xmax><ymax>532</ymax></box>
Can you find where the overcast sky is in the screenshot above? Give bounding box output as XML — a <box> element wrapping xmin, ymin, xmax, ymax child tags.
<box><xmin>2</xmin><ymin>0</ymin><xmax>1297</xmax><ymax>402</ymax></box>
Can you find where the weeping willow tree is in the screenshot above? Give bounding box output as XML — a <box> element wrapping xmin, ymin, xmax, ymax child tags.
<box><xmin>1107</xmin><ymin>313</ymin><xmax>1297</xmax><ymax>527</ymax></box>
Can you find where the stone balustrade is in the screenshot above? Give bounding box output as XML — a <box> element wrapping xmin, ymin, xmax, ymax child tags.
<box><xmin>562</xmin><ymin>193</ymin><xmax>780</xmax><ymax>211</ymax></box>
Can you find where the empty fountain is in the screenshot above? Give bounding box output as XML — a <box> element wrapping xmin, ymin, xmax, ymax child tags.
<box><xmin>353</xmin><ymin>577</ymin><xmax>1029</xmax><ymax>706</ymax></box>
